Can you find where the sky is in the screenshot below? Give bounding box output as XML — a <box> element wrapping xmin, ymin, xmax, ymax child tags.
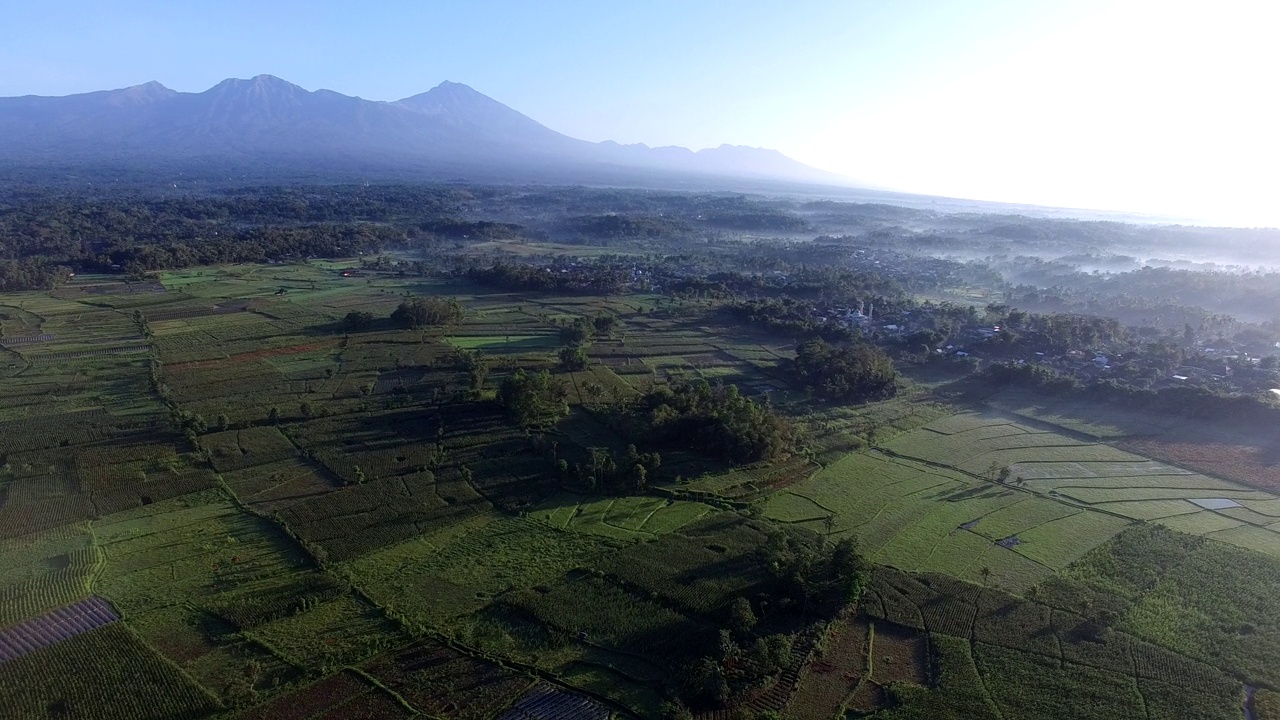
<box><xmin>2</xmin><ymin>0</ymin><xmax>1278</xmax><ymax>226</ymax></box>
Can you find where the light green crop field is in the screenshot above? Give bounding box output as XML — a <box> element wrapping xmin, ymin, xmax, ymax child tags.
<box><xmin>763</xmin><ymin>452</ymin><xmax>1068</xmax><ymax>591</ymax></box>
<box><xmin>874</xmin><ymin>409</ymin><xmax>1280</xmax><ymax>559</ymax></box>
<box><xmin>769</xmin><ymin>407</ymin><xmax>1280</xmax><ymax>591</ymax></box>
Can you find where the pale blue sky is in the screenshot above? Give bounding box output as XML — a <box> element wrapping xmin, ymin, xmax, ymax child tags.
<box><xmin>2</xmin><ymin>1</ymin><xmax>1277</xmax><ymax>225</ymax></box>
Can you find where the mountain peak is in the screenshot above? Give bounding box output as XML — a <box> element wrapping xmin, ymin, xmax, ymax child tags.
<box><xmin>111</xmin><ymin>81</ymin><xmax>176</xmax><ymax>104</ymax></box>
<box><xmin>250</xmin><ymin>74</ymin><xmax>294</xmax><ymax>87</ymax></box>
<box><xmin>396</xmin><ymin>81</ymin><xmax>490</xmax><ymax>110</ymax></box>
<box><xmin>129</xmin><ymin>80</ymin><xmax>172</xmax><ymax>92</ymax></box>
<box><xmin>206</xmin><ymin>74</ymin><xmax>307</xmax><ymax>97</ymax></box>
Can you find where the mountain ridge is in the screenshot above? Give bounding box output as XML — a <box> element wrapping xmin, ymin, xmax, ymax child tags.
<box><xmin>0</xmin><ymin>75</ymin><xmax>844</xmax><ymax>186</ymax></box>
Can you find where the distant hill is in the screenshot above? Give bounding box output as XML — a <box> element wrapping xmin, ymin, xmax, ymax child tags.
<box><xmin>0</xmin><ymin>75</ymin><xmax>844</xmax><ymax>187</ymax></box>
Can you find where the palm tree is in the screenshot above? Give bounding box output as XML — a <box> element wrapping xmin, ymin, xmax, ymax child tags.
<box><xmin>979</xmin><ymin>566</ymin><xmax>992</xmax><ymax>586</ymax></box>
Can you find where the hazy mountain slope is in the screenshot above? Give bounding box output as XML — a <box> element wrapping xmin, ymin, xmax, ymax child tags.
<box><xmin>0</xmin><ymin>75</ymin><xmax>843</xmax><ymax>185</ymax></box>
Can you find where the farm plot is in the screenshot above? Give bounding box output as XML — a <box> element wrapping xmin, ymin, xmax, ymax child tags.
<box><xmin>788</xmin><ymin>615</ymin><xmax>869</xmax><ymax>720</ymax></box>
<box><xmin>246</xmin><ymin>594</ymin><xmax>407</xmax><ymax>672</ymax></box>
<box><xmin>505</xmin><ymin>572</ymin><xmax>710</xmax><ymax>663</ymax></box>
<box><xmin>983</xmin><ymin>387</ymin><xmax>1187</xmax><ymax>438</ymax></box>
<box><xmin>0</xmin><ymin>595</ymin><xmax>118</xmax><ymax>662</ymax></box>
<box><xmin>65</xmin><ymin>435</ymin><xmax>219</xmax><ymax>511</ymax></box>
<box><xmin>342</xmin><ymin>515</ymin><xmax>621</xmax><ymax>626</ymax></box>
<box><xmin>233</xmin><ymin>669</ymin><xmax>413</xmax><ymax>720</ymax></box>
<box><xmin>0</xmin><ymin>622</ymin><xmax>218</xmax><ymax>720</ymax></box>
<box><xmin>0</xmin><ymin>523</ymin><xmax>101</xmax><ymax>626</ymax></box>
<box><xmin>527</xmin><ymin>492</ymin><xmax>712</xmax><ymax>539</ymax></box>
<box><xmin>1062</xmin><ymin>524</ymin><xmax>1280</xmax><ymax>690</ymax></box>
<box><xmin>362</xmin><ymin>639</ymin><xmax>533</xmax><ymax>720</ymax></box>
<box><xmin>591</xmin><ymin>515</ymin><xmax>774</xmax><ymax>616</ymax></box>
<box><xmin>685</xmin><ymin>457</ymin><xmax>816</xmax><ymax>500</ymax></box>
<box><xmin>763</xmin><ymin>451</ymin><xmax>1088</xmax><ymax>591</ymax></box>
<box><xmin>275</xmin><ymin>467</ymin><xmax>490</xmax><ymax>562</ymax></box>
<box><xmin>886</xmin><ymin>410</ymin><xmax>1115</xmax><ymax>467</ymax></box>
<box><xmin>0</xmin><ymin>465</ymin><xmax>97</xmax><ymax>542</ymax></box>
<box><xmin>871</xmin><ymin>410</ymin><xmax>1280</xmax><ymax>558</ymax></box>
<box><xmin>987</xmin><ymin>388</ymin><xmax>1280</xmax><ymax>496</ymax></box>
<box><xmin>142</xmin><ymin>298</ymin><xmax>250</xmax><ymax>323</ymax></box>
<box><xmin>220</xmin><ymin>458</ymin><xmax>342</xmax><ymax>512</ymax></box>
<box><xmin>975</xmin><ymin>642</ymin><xmax>1147</xmax><ymax>720</ymax></box>
<box><xmin>0</xmin><ymin>408</ymin><xmax>122</xmax><ymax>450</ymax></box>
<box><xmin>561</xmin><ymin>366</ymin><xmax>638</xmax><ymax>405</ymax></box>
<box><xmin>92</xmin><ymin>491</ymin><xmax>317</xmax><ymax>617</ymax></box>
<box><xmin>446</xmin><ymin>334</ymin><xmax>558</xmax><ymax>352</ymax></box>
<box><xmin>199</xmin><ymin>426</ymin><xmax>299</xmax><ymax>473</ymax></box>
<box><xmin>846</xmin><ymin>632</ymin><xmax>998</xmax><ymax>719</ymax></box>
<box><xmin>497</xmin><ymin>684</ymin><xmax>611</xmax><ymax>720</ymax></box>
<box><xmin>869</xmin><ymin>621</ymin><xmax>930</xmax><ymax>687</ymax></box>
<box><xmin>284</xmin><ymin>401</ymin><xmax>533</xmax><ymax>489</ymax></box>
<box><xmin>1120</xmin><ymin>434</ymin><xmax>1280</xmax><ymax>494</ymax></box>
<box><xmin>162</xmin><ymin>363</ymin><xmax>298</xmax><ymax>426</ymax></box>
<box><xmin>863</xmin><ymin>566</ymin><xmax>1243</xmax><ymax>720</ymax></box>
<box><xmin>180</xmin><ymin>634</ymin><xmax>301</xmax><ymax>709</ymax></box>
<box><xmin>151</xmin><ymin>327</ymin><xmax>232</xmax><ymax>364</ymax></box>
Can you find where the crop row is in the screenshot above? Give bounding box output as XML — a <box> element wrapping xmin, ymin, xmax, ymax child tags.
<box><xmin>0</xmin><ymin>596</ymin><xmax>118</xmax><ymax>662</ymax></box>
<box><xmin>144</xmin><ymin>300</ymin><xmax>251</xmax><ymax>323</ymax></box>
<box><xmin>0</xmin><ymin>491</ymin><xmax>96</xmax><ymax>542</ymax></box>
<box><xmin>24</xmin><ymin>345</ymin><xmax>151</xmax><ymax>364</ymax></box>
<box><xmin>0</xmin><ymin>564</ymin><xmax>94</xmax><ymax>628</ymax></box>
<box><xmin>0</xmin><ymin>333</ymin><xmax>55</xmax><ymax>347</ymax></box>
<box><xmin>498</xmin><ymin>684</ymin><xmax>611</xmax><ymax>720</ymax></box>
<box><xmin>0</xmin><ymin>409</ymin><xmax>114</xmax><ymax>453</ymax></box>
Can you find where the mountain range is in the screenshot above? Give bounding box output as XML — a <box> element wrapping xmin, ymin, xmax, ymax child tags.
<box><xmin>0</xmin><ymin>75</ymin><xmax>843</xmax><ymax>187</ymax></box>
